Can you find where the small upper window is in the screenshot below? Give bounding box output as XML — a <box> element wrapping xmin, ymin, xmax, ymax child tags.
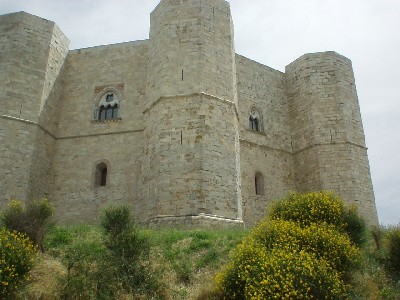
<box><xmin>95</xmin><ymin>90</ymin><xmax>121</xmax><ymax>121</ymax></box>
<box><xmin>248</xmin><ymin>107</ymin><xmax>263</xmax><ymax>132</ymax></box>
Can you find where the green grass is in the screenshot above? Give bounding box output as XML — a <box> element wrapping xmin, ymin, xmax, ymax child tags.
<box><xmin>14</xmin><ymin>224</ymin><xmax>400</xmax><ymax>299</ymax></box>
<box><xmin>147</xmin><ymin>228</ymin><xmax>248</xmax><ymax>289</ymax></box>
<box><xmin>37</xmin><ymin>225</ymin><xmax>248</xmax><ymax>299</ymax></box>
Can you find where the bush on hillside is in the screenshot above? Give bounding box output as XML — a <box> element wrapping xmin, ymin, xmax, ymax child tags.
<box><xmin>216</xmin><ymin>242</ymin><xmax>347</xmax><ymax>300</ymax></box>
<box><xmin>251</xmin><ymin>219</ymin><xmax>360</xmax><ymax>273</ymax></box>
<box><xmin>100</xmin><ymin>205</ymin><xmax>159</xmax><ymax>295</ymax></box>
<box><xmin>269</xmin><ymin>191</ymin><xmax>367</xmax><ymax>246</ymax></box>
<box><xmin>61</xmin><ymin>205</ymin><xmax>163</xmax><ymax>299</ymax></box>
<box><xmin>1</xmin><ymin>199</ymin><xmax>53</xmax><ymax>251</ymax></box>
<box><xmin>269</xmin><ymin>192</ymin><xmax>345</xmax><ymax>228</ymax></box>
<box><xmin>216</xmin><ymin>192</ymin><xmax>364</xmax><ymax>299</ymax></box>
<box><xmin>100</xmin><ymin>204</ymin><xmax>133</xmax><ymax>237</ymax></box>
<box><xmin>386</xmin><ymin>226</ymin><xmax>400</xmax><ymax>280</ymax></box>
<box><xmin>342</xmin><ymin>205</ymin><xmax>368</xmax><ymax>247</ymax></box>
<box><xmin>0</xmin><ymin>228</ymin><xmax>36</xmax><ymax>299</ymax></box>
<box><xmin>61</xmin><ymin>240</ymin><xmax>109</xmax><ymax>299</ymax></box>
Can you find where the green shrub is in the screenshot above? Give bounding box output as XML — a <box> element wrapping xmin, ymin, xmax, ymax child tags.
<box><xmin>100</xmin><ymin>204</ymin><xmax>133</xmax><ymax>237</ymax></box>
<box><xmin>371</xmin><ymin>226</ymin><xmax>385</xmax><ymax>251</ymax></box>
<box><xmin>1</xmin><ymin>199</ymin><xmax>54</xmax><ymax>251</ymax></box>
<box><xmin>216</xmin><ymin>242</ymin><xmax>347</xmax><ymax>299</ymax></box>
<box><xmin>61</xmin><ymin>206</ymin><xmax>162</xmax><ymax>299</ymax></box>
<box><xmin>100</xmin><ymin>205</ymin><xmax>161</xmax><ymax>295</ymax></box>
<box><xmin>386</xmin><ymin>226</ymin><xmax>400</xmax><ymax>279</ymax></box>
<box><xmin>44</xmin><ymin>226</ymin><xmax>74</xmax><ymax>249</ymax></box>
<box><xmin>0</xmin><ymin>228</ymin><xmax>36</xmax><ymax>298</ymax></box>
<box><xmin>61</xmin><ymin>241</ymin><xmax>109</xmax><ymax>300</ymax></box>
<box><xmin>343</xmin><ymin>206</ymin><xmax>368</xmax><ymax>247</ymax></box>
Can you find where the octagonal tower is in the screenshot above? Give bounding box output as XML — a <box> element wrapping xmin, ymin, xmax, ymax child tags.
<box><xmin>140</xmin><ymin>0</ymin><xmax>243</xmax><ymax>226</ymax></box>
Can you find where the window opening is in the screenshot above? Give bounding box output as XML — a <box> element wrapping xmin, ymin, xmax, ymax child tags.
<box><xmin>249</xmin><ymin>107</ymin><xmax>262</xmax><ymax>132</ymax></box>
<box><xmin>95</xmin><ymin>163</ymin><xmax>108</xmax><ymax>187</ymax></box>
<box><xmin>95</xmin><ymin>90</ymin><xmax>121</xmax><ymax>121</ymax></box>
<box><xmin>255</xmin><ymin>172</ymin><xmax>264</xmax><ymax>196</ymax></box>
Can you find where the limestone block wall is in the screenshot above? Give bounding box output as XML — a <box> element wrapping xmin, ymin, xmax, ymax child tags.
<box><xmin>0</xmin><ymin>12</ymin><xmax>65</xmax><ymax>121</ymax></box>
<box><xmin>286</xmin><ymin>52</ymin><xmax>378</xmax><ymax>225</ymax></box>
<box><xmin>239</xmin><ymin>142</ymin><xmax>294</xmax><ymax>226</ymax></box>
<box><xmin>0</xmin><ymin>118</ymin><xmax>35</xmax><ymax>208</ymax></box>
<box><xmin>140</xmin><ymin>95</ymin><xmax>241</xmax><ymax>222</ymax></box>
<box><xmin>235</xmin><ymin>55</ymin><xmax>295</xmax><ymax>225</ymax></box>
<box><xmin>51</xmin><ymin>41</ymin><xmax>148</xmax><ymax>223</ymax></box>
<box><xmin>52</xmin><ymin>133</ymin><xmax>143</xmax><ymax>224</ymax></box>
<box><xmin>56</xmin><ymin>41</ymin><xmax>148</xmax><ymax>138</ymax></box>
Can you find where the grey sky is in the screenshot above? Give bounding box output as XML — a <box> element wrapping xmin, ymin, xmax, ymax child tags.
<box><xmin>1</xmin><ymin>0</ymin><xmax>399</xmax><ymax>225</ymax></box>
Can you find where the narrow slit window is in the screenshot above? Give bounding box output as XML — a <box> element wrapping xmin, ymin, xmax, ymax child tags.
<box><xmin>249</xmin><ymin>107</ymin><xmax>262</xmax><ymax>132</ymax></box>
<box><xmin>255</xmin><ymin>172</ymin><xmax>264</xmax><ymax>196</ymax></box>
<box><xmin>100</xmin><ymin>167</ymin><xmax>107</xmax><ymax>186</ymax></box>
<box><xmin>95</xmin><ymin>162</ymin><xmax>108</xmax><ymax>187</ymax></box>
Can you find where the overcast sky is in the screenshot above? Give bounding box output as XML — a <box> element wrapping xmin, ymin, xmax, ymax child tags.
<box><xmin>1</xmin><ymin>0</ymin><xmax>399</xmax><ymax>226</ymax></box>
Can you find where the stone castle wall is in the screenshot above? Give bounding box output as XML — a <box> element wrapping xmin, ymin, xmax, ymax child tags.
<box><xmin>51</xmin><ymin>41</ymin><xmax>148</xmax><ymax>223</ymax></box>
<box><xmin>0</xmin><ymin>0</ymin><xmax>379</xmax><ymax>226</ymax></box>
<box><xmin>235</xmin><ymin>55</ymin><xmax>295</xmax><ymax>226</ymax></box>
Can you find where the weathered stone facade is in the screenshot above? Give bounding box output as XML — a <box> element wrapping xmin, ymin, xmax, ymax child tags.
<box><xmin>0</xmin><ymin>0</ymin><xmax>378</xmax><ymax>226</ymax></box>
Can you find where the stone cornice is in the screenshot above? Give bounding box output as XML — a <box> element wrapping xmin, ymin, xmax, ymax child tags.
<box><xmin>0</xmin><ymin>114</ymin><xmax>143</xmax><ymax>140</ymax></box>
<box><xmin>143</xmin><ymin>92</ymin><xmax>240</xmax><ymax>120</ymax></box>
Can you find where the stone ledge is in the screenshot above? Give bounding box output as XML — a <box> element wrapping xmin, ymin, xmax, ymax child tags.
<box><xmin>143</xmin><ymin>213</ymin><xmax>244</xmax><ymax>228</ymax></box>
<box><xmin>90</xmin><ymin>118</ymin><xmax>122</xmax><ymax>124</ymax></box>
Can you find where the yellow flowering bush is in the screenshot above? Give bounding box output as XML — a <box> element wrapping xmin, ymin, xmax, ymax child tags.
<box><xmin>1</xmin><ymin>199</ymin><xmax>53</xmax><ymax>251</ymax></box>
<box><xmin>216</xmin><ymin>192</ymin><xmax>363</xmax><ymax>299</ymax></box>
<box><xmin>269</xmin><ymin>192</ymin><xmax>345</xmax><ymax>229</ymax></box>
<box><xmin>216</xmin><ymin>242</ymin><xmax>347</xmax><ymax>299</ymax></box>
<box><xmin>251</xmin><ymin>219</ymin><xmax>360</xmax><ymax>273</ymax></box>
<box><xmin>0</xmin><ymin>228</ymin><xmax>36</xmax><ymax>298</ymax></box>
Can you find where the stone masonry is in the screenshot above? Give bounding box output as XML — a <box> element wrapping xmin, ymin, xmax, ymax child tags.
<box><xmin>0</xmin><ymin>0</ymin><xmax>379</xmax><ymax>226</ymax></box>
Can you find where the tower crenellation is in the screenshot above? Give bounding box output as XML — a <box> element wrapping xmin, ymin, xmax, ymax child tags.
<box><xmin>0</xmin><ymin>1</ymin><xmax>378</xmax><ymax>226</ymax></box>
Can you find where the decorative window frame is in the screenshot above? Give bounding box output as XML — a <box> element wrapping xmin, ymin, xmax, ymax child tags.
<box><xmin>248</xmin><ymin>106</ymin><xmax>264</xmax><ymax>133</ymax></box>
<box><xmin>92</xmin><ymin>84</ymin><xmax>123</xmax><ymax>123</ymax></box>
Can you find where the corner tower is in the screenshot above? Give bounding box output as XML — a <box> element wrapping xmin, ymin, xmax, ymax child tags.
<box><xmin>0</xmin><ymin>12</ymin><xmax>69</xmax><ymax>208</ymax></box>
<box><xmin>141</xmin><ymin>0</ymin><xmax>242</xmax><ymax>225</ymax></box>
<box><xmin>286</xmin><ymin>52</ymin><xmax>378</xmax><ymax>225</ymax></box>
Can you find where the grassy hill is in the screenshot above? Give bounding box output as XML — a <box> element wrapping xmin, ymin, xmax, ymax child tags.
<box><xmin>17</xmin><ymin>225</ymin><xmax>248</xmax><ymax>299</ymax></box>
<box><xmin>12</xmin><ymin>224</ymin><xmax>400</xmax><ymax>300</ymax></box>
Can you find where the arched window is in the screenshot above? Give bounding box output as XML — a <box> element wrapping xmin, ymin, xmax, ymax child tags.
<box><xmin>95</xmin><ymin>90</ymin><xmax>121</xmax><ymax>121</ymax></box>
<box><xmin>255</xmin><ymin>172</ymin><xmax>264</xmax><ymax>196</ymax></box>
<box><xmin>248</xmin><ymin>107</ymin><xmax>263</xmax><ymax>132</ymax></box>
<box><xmin>249</xmin><ymin>115</ymin><xmax>259</xmax><ymax>131</ymax></box>
<box><xmin>95</xmin><ymin>163</ymin><xmax>108</xmax><ymax>187</ymax></box>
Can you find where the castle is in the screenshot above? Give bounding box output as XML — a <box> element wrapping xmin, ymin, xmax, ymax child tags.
<box><xmin>0</xmin><ymin>0</ymin><xmax>378</xmax><ymax>226</ymax></box>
